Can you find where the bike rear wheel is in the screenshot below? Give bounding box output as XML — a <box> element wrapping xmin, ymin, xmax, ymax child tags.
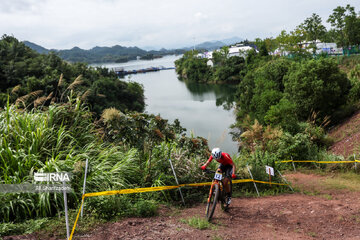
<box><xmin>206</xmin><ymin>183</ymin><xmax>219</xmax><ymax>221</ymax></box>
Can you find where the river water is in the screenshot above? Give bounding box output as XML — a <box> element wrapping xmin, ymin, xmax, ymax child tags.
<box><xmin>97</xmin><ymin>55</ymin><xmax>238</xmax><ymax>155</ymax></box>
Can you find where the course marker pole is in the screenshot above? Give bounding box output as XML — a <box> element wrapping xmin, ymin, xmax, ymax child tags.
<box><xmin>63</xmin><ymin>181</ymin><xmax>70</xmax><ymax>240</ymax></box>
<box><xmin>277</xmin><ymin>170</ymin><xmax>294</xmax><ymax>192</ymax></box>
<box><xmin>168</xmin><ymin>158</ymin><xmax>185</xmax><ymax>205</ymax></box>
<box><xmin>291</xmin><ymin>156</ymin><xmax>296</xmax><ymax>172</ymax></box>
<box><xmin>81</xmin><ymin>158</ymin><xmax>89</xmax><ymax>218</ymax></box>
<box><xmin>354</xmin><ymin>154</ymin><xmax>357</xmax><ymax>170</ymax></box>
<box><xmin>247</xmin><ymin>165</ymin><xmax>260</xmax><ymax>197</ymax></box>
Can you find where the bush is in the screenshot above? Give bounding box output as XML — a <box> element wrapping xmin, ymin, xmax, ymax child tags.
<box><xmin>86</xmin><ymin>196</ymin><xmax>158</xmax><ymax>220</ymax></box>
<box><xmin>175</xmin><ymin>51</ymin><xmax>211</xmax><ymax>83</ymax></box>
<box><xmin>0</xmin><ymin>218</ymin><xmax>48</xmax><ymax>237</ymax></box>
<box><xmin>284</xmin><ymin>58</ymin><xmax>351</xmax><ymax>123</ymax></box>
<box><xmin>276</xmin><ymin>132</ymin><xmax>319</xmax><ymax>161</ymax></box>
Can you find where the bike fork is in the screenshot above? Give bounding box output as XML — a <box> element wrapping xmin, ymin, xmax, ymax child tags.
<box><xmin>207</xmin><ymin>183</ymin><xmax>215</xmax><ymax>202</ymax></box>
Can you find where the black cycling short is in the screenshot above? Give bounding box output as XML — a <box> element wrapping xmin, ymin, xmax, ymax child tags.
<box><xmin>218</xmin><ymin>164</ymin><xmax>233</xmax><ymax>178</ymax></box>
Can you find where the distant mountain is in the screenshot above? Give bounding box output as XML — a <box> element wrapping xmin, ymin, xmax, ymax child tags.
<box><xmin>23</xmin><ymin>36</ymin><xmax>243</xmax><ymax>63</ymax></box>
<box><xmin>183</xmin><ymin>36</ymin><xmax>244</xmax><ymax>51</ymax></box>
<box><xmin>195</xmin><ymin>41</ymin><xmax>226</xmax><ymax>50</ymax></box>
<box><xmin>23</xmin><ymin>41</ymin><xmax>185</xmax><ymax>63</ymax></box>
<box><xmin>23</xmin><ymin>41</ymin><xmax>50</xmax><ymax>54</ymax></box>
<box><xmin>221</xmin><ymin>37</ymin><xmax>244</xmax><ymax>45</ymax></box>
<box><xmin>57</xmin><ymin>45</ymin><xmax>148</xmax><ymax>63</ymax></box>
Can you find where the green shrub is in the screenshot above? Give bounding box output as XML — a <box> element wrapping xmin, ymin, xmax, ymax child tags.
<box><xmin>284</xmin><ymin>58</ymin><xmax>350</xmax><ymax>123</ymax></box>
<box><xmin>0</xmin><ymin>218</ymin><xmax>48</xmax><ymax>237</ymax></box>
<box><xmin>133</xmin><ymin>200</ymin><xmax>158</xmax><ymax>217</ymax></box>
<box><xmin>86</xmin><ymin>196</ymin><xmax>158</xmax><ymax>220</ymax></box>
<box><xmin>85</xmin><ymin>195</ymin><xmax>132</xmax><ymax>220</ymax></box>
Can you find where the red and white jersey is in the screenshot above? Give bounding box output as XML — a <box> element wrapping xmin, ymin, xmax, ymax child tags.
<box><xmin>207</xmin><ymin>152</ymin><xmax>233</xmax><ymax>166</ymax></box>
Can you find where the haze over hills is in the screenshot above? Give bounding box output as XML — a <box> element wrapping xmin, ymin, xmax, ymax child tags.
<box><xmin>23</xmin><ymin>36</ymin><xmax>243</xmax><ymax>63</ymax></box>
<box><xmin>183</xmin><ymin>36</ymin><xmax>244</xmax><ymax>51</ymax></box>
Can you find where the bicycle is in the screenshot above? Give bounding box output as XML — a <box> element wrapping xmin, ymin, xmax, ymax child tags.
<box><xmin>203</xmin><ymin>168</ymin><xmax>232</xmax><ymax>221</ymax></box>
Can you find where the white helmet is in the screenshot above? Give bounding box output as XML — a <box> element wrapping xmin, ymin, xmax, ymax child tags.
<box><xmin>211</xmin><ymin>148</ymin><xmax>222</xmax><ymax>160</ymax></box>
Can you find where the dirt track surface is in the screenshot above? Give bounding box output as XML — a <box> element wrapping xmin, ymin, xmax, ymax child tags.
<box><xmin>5</xmin><ymin>172</ymin><xmax>360</xmax><ymax>240</ymax></box>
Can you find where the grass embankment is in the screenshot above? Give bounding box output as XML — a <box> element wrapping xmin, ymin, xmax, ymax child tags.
<box><xmin>288</xmin><ymin>169</ymin><xmax>360</xmax><ymax>195</ymax></box>
<box><xmin>338</xmin><ymin>55</ymin><xmax>360</xmax><ymax>75</ymax></box>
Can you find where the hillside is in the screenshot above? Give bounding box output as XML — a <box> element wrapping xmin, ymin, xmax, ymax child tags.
<box><xmin>23</xmin><ymin>36</ymin><xmax>243</xmax><ymax>63</ymax></box>
<box><xmin>328</xmin><ymin>55</ymin><xmax>360</xmax><ymax>157</ymax></box>
<box><xmin>23</xmin><ymin>41</ymin><xmax>185</xmax><ymax>63</ymax></box>
<box><xmin>328</xmin><ymin>110</ymin><xmax>360</xmax><ymax>157</ymax></box>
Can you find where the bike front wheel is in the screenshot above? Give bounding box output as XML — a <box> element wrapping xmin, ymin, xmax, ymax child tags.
<box><xmin>220</xmin><ymin>179</ymin><xmax>232</xmax><ymax>211</ymax></box>
<box><xmin>205</xmin><ymin>183</ymin><xmax>219</xmax><ymax>221</ymax></box>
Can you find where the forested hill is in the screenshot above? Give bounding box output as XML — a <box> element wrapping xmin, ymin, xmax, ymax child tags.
<box><xmin>23</xmin><ymin>41</ymin><xmax>185</xmax><ymax>63</ymax></box>
<box><xmin>23</xmin><ymin>36</ymin><xmax>243</xmax><ymax>64</ymax></box>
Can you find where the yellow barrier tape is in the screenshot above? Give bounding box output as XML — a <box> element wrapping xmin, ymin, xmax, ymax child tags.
<box><xmin>69</xmin><ymin>178</ymin><xmax>288</xmax><ymax>239</ymax></box>
<box><xmin>232</xmin><ymin>179</ymin><xmax>254</xmax><ymax>184</ymax></box>
<box><xmin>69</xmin><ymin>195</ymin><xmax>85</xmax><ymax>240</ymax></box>
<box><xmin>276</xmin><ymin>160</ymin><xmax>360</xmax><ymax>164</ymax></box>
<box><xmin>180</xmin><ymin>182</ymin><xmax>212</xmax><ymax>187</ymax></box>
<box><xmin>84</xmin><ymin>185</ymin><xmax>179</xmax><ymax>198</ymax></box>
<box><xmin>253</xmin><ymin>180</ymin><xmax>288</xmax><ymax>186</ymax></box>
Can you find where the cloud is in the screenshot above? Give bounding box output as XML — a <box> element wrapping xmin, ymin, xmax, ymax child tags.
<box><xmin>194</xmin><ymin>12</ymin><xmax>208</xmax><ymax>20</ymax></box>
<box><xmin>0</xmin><ymin>0</ymin><xmax>358</xmax><ymax>49</ymax></box>
<box><xmin>0</xmin><ymin>0</ymin><xmax>45</xmax><ymax>13</ymax></box>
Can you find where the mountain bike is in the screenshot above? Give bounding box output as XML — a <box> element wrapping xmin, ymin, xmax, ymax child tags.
<box><xmin>203</xmin><ymin>168</ymin><xmax>232</xmax><ymax>221</ymax></box>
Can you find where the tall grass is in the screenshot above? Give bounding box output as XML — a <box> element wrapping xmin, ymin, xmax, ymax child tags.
<box><xmin>0</xmin><ymin>100</ymin><xmax>143</xmax><ymax>223</ymax></box>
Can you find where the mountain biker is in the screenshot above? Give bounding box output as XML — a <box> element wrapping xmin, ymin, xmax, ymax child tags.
<box><xmin>200</xmin><ymin>147</ymin><xmax>236</xmax><ymax>205</ymax></box>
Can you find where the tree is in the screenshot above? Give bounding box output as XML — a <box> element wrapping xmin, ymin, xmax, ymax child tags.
<box><xmin>276</xmin><ymin>28</ymin><xmax>309</xmax><ymax>56</ymax></box>
<box><xmin>213</xmin><ymin>56</ymin><xmax>245</xmax><ymax>83</ymax></box>
<box><xmin>236</xmin><ymin>58</ymin><xmax>292</xmax><ymax>124</ymax></box>
<box><xmin>344</xmin><ymin>14</ymin><xmax>360</xmax><ymax>46</ymax></box>
<box><xmin>212</xmin><ymin>46</ymin><xmax>229</xmax><ymax>66</ymax></box>
<box><xmin>174</xmin><ymin>50</ymin><xmax>211</xmax><ymax>82</ymax></box>
<box><xmin>0</xmin><ymin>35</ymin><xmax>145</xmax><ymax>114</ymax></box>
<box><xmin>327</xmin><ymin>4</ymin><xmax>356</xmax><ymax>48</ymax></box>
<box><xmin>301</xmin><ymin>13</ymin><xmax>327</xmax><ymax>53</ymax></box>
<box><xmin>284</xmin><ymin>58</ymin><xmax>350</xmax><ymax>122</ymax></box>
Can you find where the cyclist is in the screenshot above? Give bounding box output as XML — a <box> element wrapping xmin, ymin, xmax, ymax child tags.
<box><xmin>200</xmin><ymin>147</ymin><xmax>236</xmax><ymax>205</ymax></box>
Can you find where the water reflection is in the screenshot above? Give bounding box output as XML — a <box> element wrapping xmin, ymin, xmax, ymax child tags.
<box><xmin>97</xmin><ymin>55</ymin><xmax>239</xmax><ymax>154</ymax></box>
<box><xmin>181</xmin><ymin>81</ymin><xmax>237</xmax><ymax>110</ymax></box>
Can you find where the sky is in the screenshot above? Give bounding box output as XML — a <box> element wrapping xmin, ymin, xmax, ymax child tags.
<box><xmin>0</xmin><ymin>0</ymin><xmax>359</xmax><ymax>50</ymax></box>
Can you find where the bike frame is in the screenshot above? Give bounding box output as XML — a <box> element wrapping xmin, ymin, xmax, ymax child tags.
<box><xmin>204</xmin><ymin>168</ymin><xmax>233</xmax><ymax>221</ymax></box>
<box><xmin>207</xmin><ymin>174</ymin><xmax>223</xmax><ymax>203</ymax></box>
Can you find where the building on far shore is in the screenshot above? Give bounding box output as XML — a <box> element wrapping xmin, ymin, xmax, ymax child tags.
<box><xmin>198</xmin><ymin>43</ymin><xmax>256</xmax><ymax>66</ymax></box>
<box><xmin>273</xmin><ymin>41</ymin><xmax>343</xmax><ymax>56</ymax></box>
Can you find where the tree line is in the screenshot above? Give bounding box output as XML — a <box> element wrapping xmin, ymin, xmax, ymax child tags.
<box><xmin>0</xmin><ymin>35</ymin><xmax>145</xmax><ymax>115</ymax></box>
<box><xmin>175</xmin><ymin>4</ymin><xmax>360</xmax><ymax>165</ymax></box>
<box><xmin>262</xmin><ymin>4</ymin><xmax>360</xmax><ymax>55</ymax></box>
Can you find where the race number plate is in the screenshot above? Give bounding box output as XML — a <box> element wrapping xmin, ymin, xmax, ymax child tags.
<box><xmin>214</xmin><ymin>172</ymin><xmax>222</xmax><ymax>180</ymax></box>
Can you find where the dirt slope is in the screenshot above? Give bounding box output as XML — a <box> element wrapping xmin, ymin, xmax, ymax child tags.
<box><xmin>328</xmin><ymin>110</ymin><xmax>360</xmax><ymax>157</ymax></box>
<box><xmin>6</xmin><ymin>172</ymin><xmax>360</xmax><ymax>240</ymax></box>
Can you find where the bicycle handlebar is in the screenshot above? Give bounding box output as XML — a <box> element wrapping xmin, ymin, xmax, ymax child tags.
<box><xmin>202</xmin><ymin>168</ymin><xmax>237</xmax><ymax>179</ymax></box>
<box><xmin>203</xmin><ymin>169</ymin><xmax>216</xmax><ymax>174</ymax></box>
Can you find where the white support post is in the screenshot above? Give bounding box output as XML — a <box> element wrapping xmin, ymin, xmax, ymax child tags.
<box><xmin>291</xmin><ymin>156</ymin><xmax>296</xmax><ymax>172</ymax></box>
<box><xmin>168</xmin><ymin>158</ymin><xmax>185</xmax><ymax>205</ymax></box>
<box><xmin>247</xmin><ymin>165</ymin><xmax>260</xmax><ymax>197</ymax></box>
<box><xmin>354</xmin><ymin>154</ymin><xmax>357</xmax><ymax>170</ymax></box>
<box><xmin>81</xmin><ymin>158</ymin><xmax>89</xmax><ymax>218</ymax></box>
<box><xmin>277</xmin><ymin>169</ymin><xmax>294</xmax><ymax>192</ymax></box>
<box><xmin>63</xmin><ymin>181</ymin><xmax>70</xmax><ymax>240</ymax></box>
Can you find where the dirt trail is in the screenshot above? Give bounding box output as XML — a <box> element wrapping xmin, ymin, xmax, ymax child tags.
<box><xmin>5</xmin><ymin>172</ymin><xmax>360</xmax><ymax>240</ymax></box>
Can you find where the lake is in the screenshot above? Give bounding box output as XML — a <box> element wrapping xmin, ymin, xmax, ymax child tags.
<box><xmin>96</xmin><ymin>55</ymin><xmax>239</xmax><ymax>155</ymax></box>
